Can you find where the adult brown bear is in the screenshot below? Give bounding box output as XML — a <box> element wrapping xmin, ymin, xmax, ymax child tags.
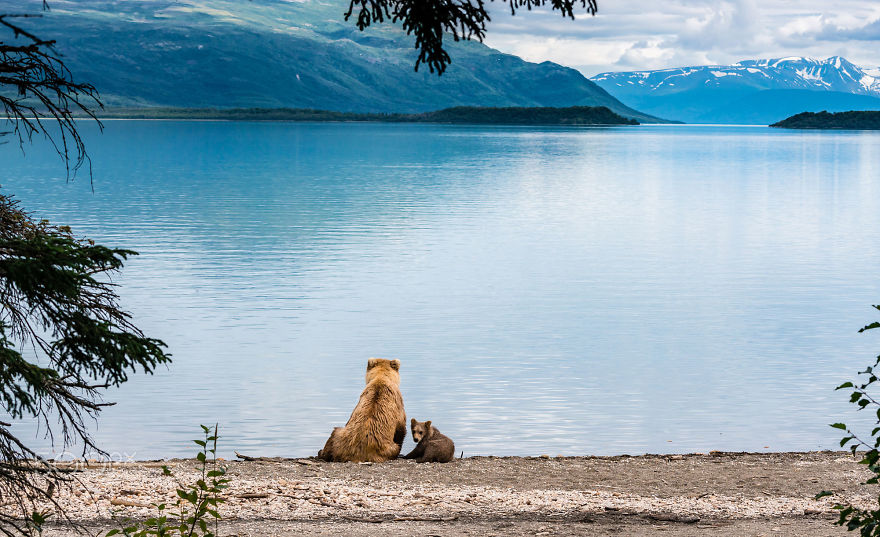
<box><xmin>317</xmin><ymin>358</ymin><xmax>406</xmax><ymax>463</ymax></box>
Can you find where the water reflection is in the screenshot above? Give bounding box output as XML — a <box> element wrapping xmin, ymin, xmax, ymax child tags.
<box><xmin>2</xmin><ymin>122</ymin><xmax>879</xmax><ymax>458</ymax></box>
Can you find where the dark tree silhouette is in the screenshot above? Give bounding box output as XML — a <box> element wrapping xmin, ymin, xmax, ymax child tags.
<box><xmin>1</xmin><ymin>5</ymin><xmax>170</xmax><ymax>536</ymax></box>
<box><xmin>346</xmin><ymin>0</ymin><xmax>598</xmax><ymax>73</ymax></box>
<box><xmin>0</xmin><ymin>8</ymin><xmax>101</xmax><ymax>178</ymax></box>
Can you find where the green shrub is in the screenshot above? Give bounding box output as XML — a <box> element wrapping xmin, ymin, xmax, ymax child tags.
<box><xmin>819</xmin><ymin>305</ymin><xmax>880</xmax><ymax>535</ymax></box>
<box><xmin>107</xmin><ymin>425</ymin><xmax>229</xmax><ymax>537</ymax></box>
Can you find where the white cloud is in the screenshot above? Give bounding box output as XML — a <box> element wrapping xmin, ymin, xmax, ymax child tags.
<box><xmin>482</xmin><ymin>0</ymin><xmax>880</xmax><ymax>75</ymax></box>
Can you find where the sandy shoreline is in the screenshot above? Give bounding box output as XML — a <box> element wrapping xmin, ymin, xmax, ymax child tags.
<box><xmin>40</xmin><ymin>451</ymin><xmax>869</xmax><ymax>536</ymax></box>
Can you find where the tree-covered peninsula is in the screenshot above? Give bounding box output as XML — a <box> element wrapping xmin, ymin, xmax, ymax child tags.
<box><xmin>771</xmin><ymin>110</ymin><xmax>880</xmax><ymax>130</ymax></box>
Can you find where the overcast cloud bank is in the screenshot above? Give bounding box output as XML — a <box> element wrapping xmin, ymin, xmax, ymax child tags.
<box><xmin>482</xmin><ymin>0</ymin><xmax>880</xmax><ymax>76</ymax></box>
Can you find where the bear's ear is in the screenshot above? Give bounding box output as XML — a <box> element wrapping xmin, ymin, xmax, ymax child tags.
<box><xmin>390</xmin><ymin>359</ymin><xmax>400</xmax><ymax>371</ymax></box>
<box><xmin>367</xmin><ymin>358</ymin><xmax>380</xmax><ymax>370</ymax></box>
<box><xmin>411</xmin><ymin>418</ymin><xmax>417</xmax><ymax>429</ymax></box>
<box><xmin>424</xmin><ymin>420</ymin><xmax>432</xmax><ymax>431</ymax></box>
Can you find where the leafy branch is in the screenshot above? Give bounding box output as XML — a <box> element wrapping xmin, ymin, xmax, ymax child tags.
<box><xmin>344</xmin><ymin>0</ymin><xmax>598</xmax><ymax>74</ymax></box>
<box><xmin>108</xmin><ymin>425</ymin><xmax>229</xmax><ymax>537</ymax></box>
<box><xmin>818</xmin><ymin>305</ymin><xmax>880</xmax><ymax>535</ymax></box>
<box><xmin>0</xmin><ymin>193</ymin><xmax>170</xmax><ymax>536</ymax></box>
<box><xmin>0</xmin><ymin>5</ymin><xmax>102</xmax><ymax>181</ymax></box>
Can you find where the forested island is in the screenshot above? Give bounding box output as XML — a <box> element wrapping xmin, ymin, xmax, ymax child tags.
<box><xmin>93</xmin><ymin>106</ymin><xmax>640</xmax><ymax>125</ymax></box>
<box><xmin>770</xmin><ymin>110</ymin><xmax>880</xmax><ymax>130</ymax></box>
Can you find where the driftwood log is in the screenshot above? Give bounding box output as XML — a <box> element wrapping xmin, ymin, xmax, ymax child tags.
<box><xmin>234</xmin><ymin>452</ymin><xmax>317</xmax><ymax>465</ymax></box>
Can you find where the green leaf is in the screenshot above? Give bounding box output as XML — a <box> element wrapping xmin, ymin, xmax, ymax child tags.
<box><xmin>837</xmin><ymin>382</ymin><xmax>855</xmax><ymax>390</ymax></box>
<box><xmin>860</xmin><ymin>321</ymin><xmax>880</xmax><ymax>333</ymax></box>
<box><xmin>842</xmin><ymin>437</ymin><xmax>853</xmax><ymax>447</ymax></box>
<box><xmin>831</xmin><ymin>423</ymin><xmax>848</xmax><ymax>430</ymax></box>
<box><xmin>815</xmin><ymin>491</ymin><xmax>834</xmax><ymax>499</ymax></box>
<box><xmin>106</xmin><ymin>530</ymin><xmax>120</xmax><ymax>536</ymax></box>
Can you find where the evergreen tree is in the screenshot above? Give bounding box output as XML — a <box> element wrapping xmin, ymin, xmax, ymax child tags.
<box><xmin>1</xmin><ymin>7</ymin><xmax>170</xmax><ymax>535</ymax></box>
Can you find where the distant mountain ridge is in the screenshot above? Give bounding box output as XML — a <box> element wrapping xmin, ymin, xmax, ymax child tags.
<box><xmin>594</xmin><ymin>57</ymin><xmax>880</xmax><ymax>96</ymax></box>
<box><xmin>592</xmin><ymin>56</ymin><xmax>880</xmax><ymax>124</ymax></box>
<box><xmin>3</xmin><ymin>0</ymin><xmax>666</xmax><ymax>122</ymax></box>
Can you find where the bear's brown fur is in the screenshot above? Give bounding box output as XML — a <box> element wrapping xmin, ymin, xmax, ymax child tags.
<box><xmin>402</xmin><ymin>418</ymin><xmax>455</xmax><ymax>463</ymax></box>
<box><xmin>317</xmin><ymin>358</ymin><xmax>406</xmax><ymax>463</ymax></box>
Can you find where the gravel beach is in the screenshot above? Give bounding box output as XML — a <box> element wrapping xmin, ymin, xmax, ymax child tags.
<box><xmin>39</xmin><ymin>451</ymin><xmax>871</xmax><ymax>536</ymax></box>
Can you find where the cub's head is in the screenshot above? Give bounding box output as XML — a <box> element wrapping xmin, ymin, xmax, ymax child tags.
<box><xmin>365</xmin><ymin>358</ymin><xmax>401</xmax><ymax>385</ymax></box>
<box><xmin>410</xmin><ymin>418</ymin><xmax>432</xmax><ymax>443</ymax></box>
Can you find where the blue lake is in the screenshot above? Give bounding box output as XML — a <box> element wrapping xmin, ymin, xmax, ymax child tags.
<box><xmin>3</xmin><ymin>121</ymin><xmax>880</xmax><ymax>459</ymax></box>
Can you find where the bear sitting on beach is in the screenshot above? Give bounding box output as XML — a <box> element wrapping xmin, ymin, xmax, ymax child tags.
<box><xmin>317</xmin><ymin>358</ymin><xmax>406</xmax><ymax>463</ymax></box>
<box><xmin>402</xmin><ymin>419</ymin><xmax>455</xmax><ymax>463</ymax></box>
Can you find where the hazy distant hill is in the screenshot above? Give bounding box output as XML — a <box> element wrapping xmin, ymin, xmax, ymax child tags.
<box><xmin>591</xmin><ymin>57</ymin><xmax>880</xmax><ymax>124</ymax></box>
<box><xmin>5</xmin><ymin>0</ymin><xmax>666</xmax><ymax>122</ymax></box>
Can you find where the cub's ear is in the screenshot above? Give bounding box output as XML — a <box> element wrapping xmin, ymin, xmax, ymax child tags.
<box><xmin>390</xmin><ymin>359</ymin><xmax>400</xmax><ymax>371</ymax></box>
<box><xmin>424</xmin><ymin>420</ymin><xmax>432</xmax><ymax>431</ymax></box>
<box><xmin>411</xmin><ymin>418</ymin><xmax>417</xmax><ymax>429</ymax></box>
<box><xmin>367</xmin><ymin>358</ymin><xmax>380</xmax><ymax>370</ymax></box>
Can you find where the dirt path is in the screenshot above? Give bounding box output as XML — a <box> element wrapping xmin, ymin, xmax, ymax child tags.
<box><xmin>41</xmin><ymin>451</ymin><xmax>869</xmax><ymax>536</ymax></box>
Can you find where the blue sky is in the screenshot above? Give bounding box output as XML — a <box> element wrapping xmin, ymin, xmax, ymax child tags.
<box><xmin>481</xmin><ymin>0</ymin><xmax>880</xmax><ymax>76</ymax></box>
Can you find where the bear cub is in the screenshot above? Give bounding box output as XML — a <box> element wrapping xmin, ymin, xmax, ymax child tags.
<box><xmin>402</xmin><ymin>419</ymin><xmax>455</xmax><ymax>463</ymax></box>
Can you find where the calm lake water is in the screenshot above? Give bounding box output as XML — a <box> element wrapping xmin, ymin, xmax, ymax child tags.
<box><xmin>3</xmin><ymin>121</ymin><xmax>880</xmax><ymax>459</ymax></box>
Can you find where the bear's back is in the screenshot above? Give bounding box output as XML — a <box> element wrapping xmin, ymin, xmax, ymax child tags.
<box><xmin>336</xmin><ymin>367</ymin><xmax>405</xmax><ymax>462</ymax></box>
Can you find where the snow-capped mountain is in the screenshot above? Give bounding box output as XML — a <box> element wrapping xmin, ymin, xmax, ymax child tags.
<box><xmin>591</xmin><ymin>57</ymin><xmax>880</xmax><ymax>124</ymax></box>
<box><xmin>593</xmin><ymin>57</ymin><xmax>880</xmax><ymax>97</ymax></box>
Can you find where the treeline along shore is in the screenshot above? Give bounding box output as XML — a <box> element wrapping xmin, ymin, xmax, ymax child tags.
<box><xmin>771</xmin><ymin>110</ymin><xmax>880</xmax><ymax>129</ymax></box>
<box><xmin>84</xmin><ymin>105</ymin><xmax>641</xmax><ymax>125</ymax></box>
